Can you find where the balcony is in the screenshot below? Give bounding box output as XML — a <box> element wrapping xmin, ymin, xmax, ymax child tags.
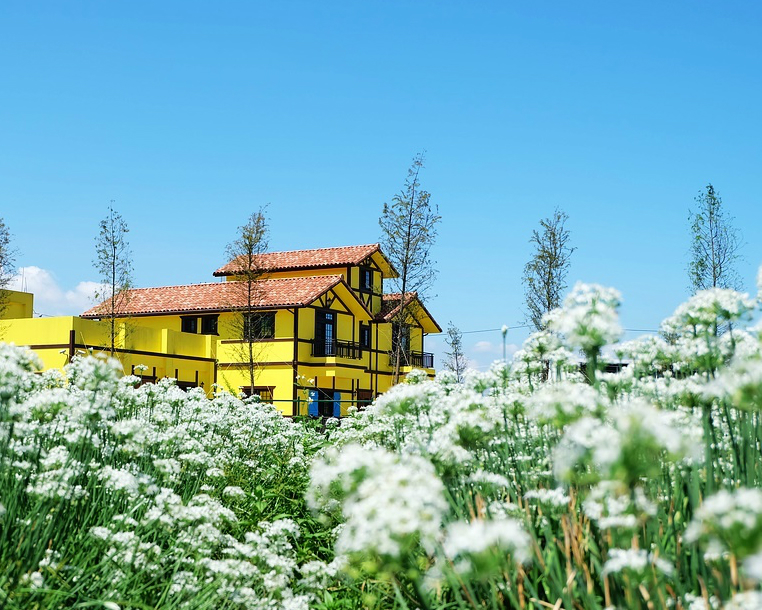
<box><xmin>311</xmin><ymin>339</ymin><xmax>363</xmax><ymax>360</ymax></box>
<box><xmin>389</xmin><ymin>350</ymin><xmax>435</xmax><ymax>369</ymax></box>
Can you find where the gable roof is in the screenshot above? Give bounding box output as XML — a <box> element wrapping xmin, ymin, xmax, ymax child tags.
<box><xmin>81</xmin><ymin>275</ymin><xmax>346</xmax><ymax>318</ymax></box>
<box><xmin>213</xmin><ymin>244</ymin><xmax>395</xmax><ymax>277</ymax></box>
<box><xmin>378</xmin><ymin>292</ymin><xmax>442</xmax><ymax>333</ymax></box>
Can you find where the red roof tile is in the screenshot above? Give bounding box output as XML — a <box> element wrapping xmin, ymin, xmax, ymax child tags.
<box><xmin>213</xmin><ymin>244</ymin><xmax>382</xmax><ymax>277</ymax></box>
<box><xmin>379</xmin><ymin>292</ymin><xmax>416</xmax><ymax>321</ymax></box>
<box><xmin>378</xmin><ymin>292</ymin><xmax>442</xmax><ymax>332</ymax></box>
<box><xmin>81</xmin><ymin>276</ymin><xmax>343</xmax><ymax>317</ymax></box>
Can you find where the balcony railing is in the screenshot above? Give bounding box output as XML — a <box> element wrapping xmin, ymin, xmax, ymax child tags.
<box><xmin>311</xmin><ymin>339</ymin><xmax>363</xmax><ymax>360</ymax></box>
<box><xmin>389</xmin><ymin>350</ymin><xmax>435</xmax><ymax>369</ymax></box>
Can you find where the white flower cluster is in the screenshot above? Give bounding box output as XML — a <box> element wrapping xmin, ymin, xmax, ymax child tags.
<box><xmin>308</xmin><ymin>444</ymin><xmax>448</xmax><ymax>562</ymax></box>
<box><xmin>309</xmin><ymin>270</ymin><xmax>762</xmax><ymax>607</ymax></box>
<box><xmin>583</xmin><ymin>481</ymin><xmax>655</xmax><ymax>530</ymax></box>
<box><xmin>545</xmin><ymin>282</ymin><xmax>622</xmax><ymax>354</ymax></box>
<box><xmin>725</xmin><ymin>591</ymin><xmax>762</xmax><ymax>610</ymax></box>
<box><xmin>602</xmin><ymin>548</ymin><xmax>673</xmax><ymax>576</ymax></box>
<box><xmin>467</xmin><ymin>469</ymin><xmax>511</xmax><ymax>489</ymax></box>
<box><xmin>553</xmin><ymin>398</ymin><xmax>703</xmax><ymax>484</ymax></box>
<box><xmin>5</xmin><ymin>260</ymin><xmax>762</xmax><ymax>608</ymax></box>
<box><xmin>662</xmin><ymin>288</ymin><xmax>756</xmax><ymax>337</ymax></box>
<box><xmin>685</xmin><ymin>487</ymin><xmax>762</xmax><ymax>571</ymax></box>
<box><xmin>0</xmin><ymin>348</ymin><xmax>327</xmax><ymax>609</ymax></box>
<box><xmin>443</xmin><ymin>517</ymin><xmax>531</xmax><ymax>573</ymax></box>
<box><xmin>328</xmin><ymin>379</ymin><xmax>505</xmax><ymax>469</ymax></box>
<box><xmin>0</xmin><ymin>342</ymin><xmax>42</xmax><ymax>402</ymax></box>
<box><xmin>524</xmin><ymin>487</ymin><xmax>570</xmax><ymax>508</ymax></box>
<box><xmin>527</xmin><ymin>380</ymin><xmax>603</xmax><ymax>426</ymax></box>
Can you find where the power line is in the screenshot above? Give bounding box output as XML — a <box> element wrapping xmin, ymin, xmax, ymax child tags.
<box><xmin>461</xmin><ymin>324</ymin><xmax>531</xmax><ymax>335</ymax></box>
<box><xmin>32</xmin><ymin>310</ymin><xmax>56</xmax><ymax>318</ymax></box>
<box><xmin>438</xmin><ymin>325</ymin><xmax>662</xmax><ymax>336</ymax></box>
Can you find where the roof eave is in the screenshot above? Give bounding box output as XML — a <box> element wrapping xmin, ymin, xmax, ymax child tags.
<box><xmin>372</xmin><ymin>245</ymin><xmax>399</xmax><ymax>279</ymax></box>
<box><xmin>378</xmin><ymin>293</ymin><xmax>442</xmax><ymax>333</ymax></box>
<box><xmin>80</xmin><ymin>303</ymin><xmax>305</xmax><ymax>319</ymax></box>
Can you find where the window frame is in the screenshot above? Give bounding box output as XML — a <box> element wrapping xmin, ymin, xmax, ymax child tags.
<box><xmin>314</xmin><ymin>309</ymin><xmax>337</xmax><ymax>356</ymax></box>
<box><xmin>240</xmin><ymin>385</ymin><xmax>274</xmax><ymax>402</ymax></box>
<box><xmin>200</xmin><ymin>314</ymin><xmax>219</xmax><ymax>336</ymax></box>
<box><xmin>356</xmin><ymin>389</ymin><xmax>374</xmax><ymax>410</ymax></box>
<box><xmin>359</xmin><ymin>267</ymin><xmax>374</xmax><ymax>292</ymax></box>
<box><xmin>243</xmin><ymin>311</ymin><xmax>276</xmax><ymax>341</ymax></box>
<box><xmin>359</xmin><ymin>323</ymin><xmax>371</xmax><ymax>349</ymax></box>
<box><xmin>181</xmin><ymin>316</ymin><xmax>199</xmax><ymax>334</ymax></box>
<box><xmin>391</xmin><ymin>322</ymin><xmax>411</xmax><ymax>355</ymax></box>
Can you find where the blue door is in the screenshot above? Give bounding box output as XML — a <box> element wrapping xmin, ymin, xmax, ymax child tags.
<box><xmin>308</xmin><ymin>389</ymin><xmax>319</xmax><ymax>417</ymax></box>
<box><xmin>333</xmin><ymin>391</ymin><xmax>341</xmax><ymax>418</ymax></box>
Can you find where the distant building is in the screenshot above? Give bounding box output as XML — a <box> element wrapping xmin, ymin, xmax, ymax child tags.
<box><xmin>1</xmin><ymin>244</ymin><xmax>440</xmax><ymax>416</ymax></box>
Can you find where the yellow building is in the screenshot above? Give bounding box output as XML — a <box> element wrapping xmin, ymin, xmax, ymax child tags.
<box><xmin>0</xmin><ymin>290</ymin><xmax>218</xmax><ymax>393</ymax></box>
<box><xmin>1</xmin><ymin>244</ymin><xmax>441</xmax><ymax>417</ymax></box>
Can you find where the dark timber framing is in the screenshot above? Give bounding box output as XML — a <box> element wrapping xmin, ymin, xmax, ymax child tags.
<box><xmin>65</xmin><ymin>245</ymin><xmax>440</xmax><ymax>412</ymax></box>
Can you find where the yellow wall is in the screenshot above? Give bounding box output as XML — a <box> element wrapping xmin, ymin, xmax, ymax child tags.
<box><xmin>1</xmin><ymin>316</ymin><xmax>216</xmax><ymax>393</ymax></box>
<box><xmin>130</xmin><ymin>309</ymin><xmax>293</xmax><ymax>342</ymax></box>
<box><xmin>212</xmin><ymin>283</ymin><xmax>383</xmax><ymax>415</ymax></box>
<box><xmin>3</xmin><ymin>251</ymin><xmax>437</xmax><ymax>416</ymax></box>
<box><xmin>1</xmin><ymin>290</ymin><xmax>34</xmax><ymax>320</ymax></box>
<box><xmin>123</xmin><ymin>315</ymin><xmax>182</xmax><ymax>334</ymax></box>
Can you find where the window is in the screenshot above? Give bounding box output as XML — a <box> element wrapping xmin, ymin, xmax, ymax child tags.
<box><xmin>243</xmin><ymin>312</ymin><xmax>275</xmax><ymax>340</ymax></box>
<box><xmin>316</xmin><ymin>387</ymin><xmax>336</xmax><ymax>417</ymax></box>
<box><xmin>181</xmin><ymin>316</ymin><xmax>198</xmax><ymax>334</ymax></box>
<box><xmin>392</xmin><ymin>323</ymin><xmax>411</xmax><ymax>356</ymax></box>
<box><xmin>240</xmin><ymin>386</ymin><xmax>274</xmax><ymax>402</ymax></box>
<box><xmin>360</xmin><ymin>323</ymin><xmax>371</xmax><ymax>349</ymax></box>
<box><xmin>356</xmin><ymin>389</ymin><xmax>374</xmax><ymax>410</ymax></box>
<box><xmin>200</xmin><ymin>314</ymin><xmax>219</xmax><ymax>335</ymax></box>
<box><xmin>314</xmin><ymin>311</ymin><xmax>336</xmax><ymax>356</ymax></box>
<box><xmin>359</xmin><ymin>268</ymin><xmax>373</xmax><ymax>291</ymax></box>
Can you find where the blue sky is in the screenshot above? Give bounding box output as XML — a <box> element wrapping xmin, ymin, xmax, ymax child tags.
<box><xmin>2</xmin><ymin>1</ymin><xmax>762</xmax><ymax>368</ymax></box>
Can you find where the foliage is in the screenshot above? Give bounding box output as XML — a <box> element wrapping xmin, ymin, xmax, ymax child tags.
<box><xmin>93</xmin><ymin>205</ymin><xmax>133</xmax><ymax>355</ymax></box>
<box><xmin>522</xmin><ymin>208</ymin><xmax>574</xmax><ymax>332</ymax></box>
<box><xmin>379</xmin><ymin>153</ymin><xmax>441</xmax><ymax>383</ymax></box>
<box><xmin>688</xmin><ymin>183</ymin><xmax>743</xmax><ymax>293</ymax></box>
<box><xmin>0</xmin><ymin>347</ymin><xmax>341</xmax><ymax>610</ymax></box>
<box><xmin>443</xmin><ymin>321</ymin><xmax>467</xmax><ymax>382</ymax></box>
<box><xmin>224</xmin><ymin>206</ymin><xmax>270</xmax><ymax>394</ymax></box>
<box><xmin>5</xmin><ymin>268</ymin><xmax>762</xmax><ymax>609</ymax></box>
<box><xmin>316</xmin><ymin>275</ymin><xmax>762</xmax><ymax>610</ymax></box>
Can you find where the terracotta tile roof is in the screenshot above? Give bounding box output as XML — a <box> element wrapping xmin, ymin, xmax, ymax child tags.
<box><xmin>378</xmin><ymin>292</ymin><xmax>442</xmax><ymax>332</ymax></box>
<box><xmin>379</xmin><ymin>292</ymin><xmax>417</xmax><ymax>321</ymax></box>
<box><xmin>213</xmin><ymin>244</ymin><xmax>382</xmax><ymax>277</ymax></box>
<box><xmin>81</xmin><ymin>275</ymin><xmax>343</xmax><ymax>317</ymax></box>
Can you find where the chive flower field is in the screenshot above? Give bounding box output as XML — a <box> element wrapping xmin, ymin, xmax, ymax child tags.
<box><xmin>3</xmin><ymin>274</ymin><xmax>762</xmax><ymax>609</ymax></box>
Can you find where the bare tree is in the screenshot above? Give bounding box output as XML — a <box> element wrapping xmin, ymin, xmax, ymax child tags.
<box><xmin>443</xmin><ymin>321</ymin><xmax>468</xmax><ymax>382</ymax></box>
<box><xmin>225</xmin><ymin>207</ymin><xmax>270</xmax><ymax>395</ymax></box>
<box><xmin>688</xmin><ymin>184</ymin><xmax>742</xmax><ymax>292</ymax></box>
<box><xmin>94</xmin><ymin>205</ymin><xmax>133</xmax><ymax>355</ymax></box>
<box><xmin>0</xmin><ymin>218</ymin><xmax>15</xmax><ymax>321</ymax></box>
<box><xmin>379</xmin><ymin>153</ymin><xmax>441</xmax><ymax>383</ymax></box>
<box><xmin>522</xmin><ymin>208</ymin><xmax>574</xmax><ymax>332</ymax></box>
